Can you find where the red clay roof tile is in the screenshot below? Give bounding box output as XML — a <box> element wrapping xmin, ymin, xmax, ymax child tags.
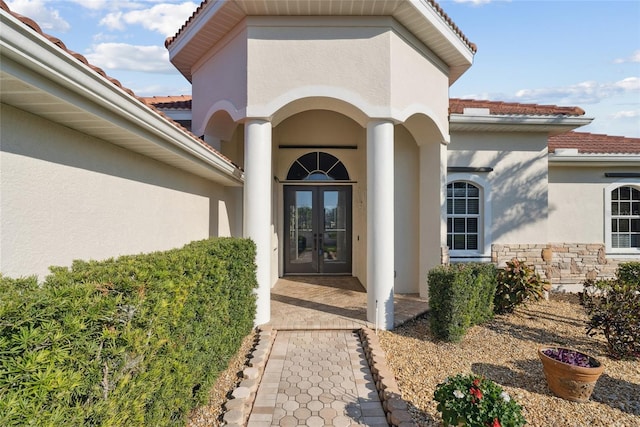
<box><xmin>142</xmin><ymin>95</ymin><xmax>193</xmax><ymax>109</ymax></box>
<box><xmin>450</xmin><ymin>98</ymin><xmax>585</xmax><ymax>116</ymax></box>
<box><xmin>549</xmin><ymin>132</ymin><xmax>640</xmax><ymax>154</ymax></box>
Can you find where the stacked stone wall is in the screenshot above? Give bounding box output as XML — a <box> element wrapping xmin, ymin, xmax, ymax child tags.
<box><xmin>491</xmin><ymin>243</ymin><xmax>635</xmax><ymax>292</ymax></box>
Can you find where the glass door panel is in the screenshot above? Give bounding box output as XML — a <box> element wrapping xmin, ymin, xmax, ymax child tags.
<box><xmin>285</xmin><ymin>189</ymin><xmax>316</xmax><ymax>273</ymax></box>
<box><xmin>320</xmin><ymin>189</ymin><xmax>350</xmax><ymax>273</ymax></box>
<box><xmin>284</xmin><ymin>186</ymin><xmax>352</xmax><ymax>275</ymax></box>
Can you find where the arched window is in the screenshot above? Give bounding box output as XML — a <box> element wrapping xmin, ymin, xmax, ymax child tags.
<box><xmin>606</xmin><ymin>184</ymin><xmax>640</xmax><ymax>252</ymax></box>
<box><xmin>446</xmin><ymin>174</ymin><xmax>492</xmax><ymax>260</ymax></box>
<box><xmin>286</xmin><ymin>152</ymin><xmax>349</xmax><ymax>181</ymax></box>
<box><xmin>447</xmin><ymin>181</ymin><xmax>480</xmax><ymax>251</ymax></box>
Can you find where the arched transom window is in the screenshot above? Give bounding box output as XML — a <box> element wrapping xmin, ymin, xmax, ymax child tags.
<box><xmin>286</xmin><ymin>152</ymin><xmax>349</xmax><ymax>181</ymax></box>
<box><xmin>447</xmin><ymin>181</ymin><xmax>480</xmax><ymax>251</ymax></box>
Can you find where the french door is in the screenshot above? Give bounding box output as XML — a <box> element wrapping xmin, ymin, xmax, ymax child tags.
<box><xmin>284</xmin><ymin>186</ymin><xmax>352</xmax><ymax>274</ymax></box>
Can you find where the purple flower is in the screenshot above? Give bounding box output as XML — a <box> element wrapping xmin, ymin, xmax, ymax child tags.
<box><xmin>543</xmin><ymin>348</ymin><xmax>596</xmax><ymax>368</ymax></box>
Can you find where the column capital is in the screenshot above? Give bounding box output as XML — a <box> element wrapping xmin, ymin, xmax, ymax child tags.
<box><xmin>244</xmin><ymin>117</ymin><xmax>272</xmax><ymax>126</ymax></box>
<box><xmin>366</xmin><ymin>118</ymin><xmax>398</xmax><ymax>126</ymax></box>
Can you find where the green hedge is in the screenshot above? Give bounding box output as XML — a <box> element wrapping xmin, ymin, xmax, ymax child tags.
<box><xmin>428</xmin><ymin>263</ymin><xmax>497</xmax><ymax>342</ymax></box>
<box><xmin>0</xmin><ymin>238</ymin><xmax>257</xmax><ymax>426</ymax></box>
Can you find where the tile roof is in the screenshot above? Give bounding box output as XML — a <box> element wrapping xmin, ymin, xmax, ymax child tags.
<box><xmin>0</xmin><ymin>0</ymin><xmax>237</xmax><ymax>168</ymax></box>
<box><xmin>549</xmin><ymin>132</ymin><xmax>640</xmax><ymax>154</ymax></box>
<box><xmin>142</xmin><ymin>95</ymin><xmax>193</xmax><ymax>110</ymax></box>
<box><xmin>450</xmin><ymin>98</ymin><xmax>586</xmax><ymax>117</ymax></box>
<box><xmin>165</xmin><ymin>0</ymin><xmax>477</xmax><ymax>54</ymax></box>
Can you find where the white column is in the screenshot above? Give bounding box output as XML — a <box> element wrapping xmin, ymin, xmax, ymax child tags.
<box><xmin>243</xmin><ymin>119</ymin><xmax>272</xmax><ymax>326</ymax></box>
<box><xmin>367</xmin><ymin>120</ymin><xmax>395</xmax><ymax>330</ymax></box>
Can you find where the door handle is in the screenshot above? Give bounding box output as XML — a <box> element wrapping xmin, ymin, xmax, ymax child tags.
<box><xmin>313</xmin><ymin>233</ymin><xmax>317</xmax><ymax>251</ymax></box>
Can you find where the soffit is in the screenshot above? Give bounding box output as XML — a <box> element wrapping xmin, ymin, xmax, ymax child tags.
<box><xmin>167</xmin><ymin>0</ymin><xmax>475</xmax><ymax>84</ymax></box>
<box><xmin>1</xmin><ymin>6</ymin><xmax>242</xmax><ymax>186</ymax></box>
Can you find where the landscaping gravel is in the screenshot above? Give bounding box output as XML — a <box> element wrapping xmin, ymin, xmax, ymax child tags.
<box><xmin>187</xmin><ymin>294</ymin><xmax>638</xmax><ymax>427</ymax></box>
<box><xmin>379</xmin><ymin>293</ymin><xmax>640</xmax><ymax>427</ymax></box>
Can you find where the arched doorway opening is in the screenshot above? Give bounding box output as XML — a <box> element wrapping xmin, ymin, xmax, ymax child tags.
<box><xmin>284</xmin><ymin>152</ymin><xmax>352</xmax><ymax>274</ymax></box>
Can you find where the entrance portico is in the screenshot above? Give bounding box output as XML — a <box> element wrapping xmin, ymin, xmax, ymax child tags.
<box><xmin>167</xmin><ymin>0</ymin><xmax>475</xmax><ymax>329</ymax></box>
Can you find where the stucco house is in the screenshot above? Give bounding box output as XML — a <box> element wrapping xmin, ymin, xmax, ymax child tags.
<box><xmin>2</xmin><ymin>0</ymin><xmax>639</xmax><ymax>330</ymax></box>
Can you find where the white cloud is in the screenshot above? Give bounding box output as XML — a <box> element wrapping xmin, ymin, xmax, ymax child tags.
<box><xmin>67</xmin><ymin>0</ymin><xmax>153</xmax><ymax>11</ymax></box>
<box><xmin>6</xmin><ymin>0</ymin><xmax>70</xmax><ymax>32</ymax></box>
<box><xmin>84</xmin><ymin>43</ymin><xmax>175</xmax><ymax>73</ymax></box>
<box><xmin>100</xmin><ymin>2</ymin><xmax>197</xmax><ymax>37</ymax></box>
<box><xmin>511</xmin><ymin>77</ymin><xmax>640</xmax><ymax>105</ymax></box>
<box><xmin>613</xmin><ymin>50</ymin><xmax>640</xmax><ymax>64</ymax></box>
<box><xmin>610</xmin><ymin>110</ymin><xmax>639</xmax><ymax>120</ymax></box>
<box><xmin>100</xmin><ymin>11</ymin><xmax>126</xmax><ymax>31</ymax></box>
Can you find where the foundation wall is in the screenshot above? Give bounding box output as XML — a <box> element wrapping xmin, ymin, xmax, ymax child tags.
<box><xmin>491</xmin><ymin>243</ymin><xmax>636</xmax><ymax>292</ymax></box>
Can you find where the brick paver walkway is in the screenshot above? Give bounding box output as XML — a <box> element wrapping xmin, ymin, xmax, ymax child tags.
<box><xmin>243</xmin><ymin>277</ymin><xmax>427</xmax><ymax>426</ymax></box>
<box><xmin>247</xmin><ymin>330</ymin><xmax>388</xmax><ymax>427</ymax></box>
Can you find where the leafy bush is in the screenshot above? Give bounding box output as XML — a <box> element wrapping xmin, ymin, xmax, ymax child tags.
<box><xmin>0</xmin><ymin>238</ymin><xmax>257</xmax><ymax>426</ymax></box>
<box><xmin>434</xmin><ymin>374</ymin><xmax>526</xmax><ymax>427</ymax></box>
<box><xmin>494</xmin><ymin>258</ymin><xmax>547</xmax><ymax>314</ymax></box>
<box><xmin>428</xmin><ymin>263</ymin><xmax>497</xmax><ymax>342</ymax></box>
<box><xmin>583</xmin><ymin>265</ymin><xmax>640</xmax><ymax>360</ymax></box>
<box><xmin>616</xmin><ymin>262</ymin><xmax>640</xmax><ymax>287</ymax></box>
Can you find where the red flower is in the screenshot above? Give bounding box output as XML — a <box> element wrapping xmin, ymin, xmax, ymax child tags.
<box><xmin>489</xmin><ymin>418</ymin><xmax>501</xmax><ymax>427</ymax></box>
<box><xmin>473</xmin><ymin>378</ymin><xmax>481</xmax><ymax>387</ymax></box>
<box><xmin>470</xmin><ymin>387</ymin><xmax>483</xmax><ymax>401</ymax></box>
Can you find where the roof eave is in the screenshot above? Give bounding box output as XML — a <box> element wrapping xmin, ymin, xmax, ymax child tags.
<box><xmin>1</xmin><ymin>8</ymin><xmax>242</xmax><ymax>186</ymax></box>
<box><xmin>449</xmin><ymin>114</ymin><xmax>593</xmax><ymax>134</ymax></box>
<box><xmin>167</xmin><ymin>0</ymin><xmax>475</xmax><ymax>84</ymax></box>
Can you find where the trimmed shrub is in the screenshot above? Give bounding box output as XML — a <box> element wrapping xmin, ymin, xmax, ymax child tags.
<box><xmin>583</xmin><ymin>262</ymin><xmax>640</xmax><ymax>360</ymax></box>
<box><xmin>428</xmin><ymin>263</ymin><xmax>497</xmax><ymax>342</ymax></box>
<box><xmin>493</xmin><ymin>258</ymin><xmax>547</xmax><ymax>314</ymax></box>
<box><xmin>0</xmin><ymin>238</ymin><xmax>257</xmax><ymax>426</ymax></box>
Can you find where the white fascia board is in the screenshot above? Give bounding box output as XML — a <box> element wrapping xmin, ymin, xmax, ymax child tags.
<box><xmin>450</xmin><ymin>113</ymin><xmax>593</xmax><ymax>132</ymax></box>
<box><xmin>409</xmin><ymin>0</ymin><xmax>475</xmax><ymax>65</ymax></box>
<box><xmin>1</xmin><ymin>9</ymin><xmax>242</xmax><ymax>186</ymax></box>
<box><xmin>549</xmin><ymin>154</ymin><xmax>640</xmax><ymax>167</ymax></box>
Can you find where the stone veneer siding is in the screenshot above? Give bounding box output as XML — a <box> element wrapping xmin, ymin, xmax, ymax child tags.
<box><xmin>491</xmin><ymin>243</ymin><xmax>636</xmax><ymax>292</ymax></box>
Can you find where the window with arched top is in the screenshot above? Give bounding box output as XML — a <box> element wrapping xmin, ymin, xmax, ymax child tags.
<box><xmin>447</xmin><ymin>181</ymin><xmax>480</xmax><ymax>251</ymax></box>
<box><xmin>286</xmin><ymin>152</ymin><xmax>349</xmax><ymax>181</ymax></box>
<box><xmin>605</xmin><ymin>183</ymin><xmax>640</xmax><ymax>253</ymax></box>
<box><xmin>446</xmin><ymin>173</ymin><xmax>492</xmax><ymax>261</ymax></box>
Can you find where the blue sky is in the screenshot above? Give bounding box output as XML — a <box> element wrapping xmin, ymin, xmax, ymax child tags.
<box><xmin>7</xmin><ymin>0</ymin><xmax>640</xmax><ymax>137</ymax></box>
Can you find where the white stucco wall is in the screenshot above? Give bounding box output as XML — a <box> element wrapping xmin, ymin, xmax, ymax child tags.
<box><xmin>448</xmin><ymin>132</ymin><xmax>549</xmax><ymax>247</ymax></box>
<box><xmin>247</xmin><ymin>19</ymin><xmax>391</xmax><ymax>116</ymax></box>
<box><xmin>548</xmin><ymin>165</ymin><xmax>639</xmax><ymax>244</ymax></box>
<box><xmin>389</xmin><ymin>29</ymin><xmax>449</xmax><ymax>133</ymax></box>
<box><xmin>193</xmin><ymin>17</ymin><xmax>451</xmax><ymax>130</ymax></box>
<box><xmin>0</xmin><ymin>104</ymin><xmax>239</xmax><ymax>280</ymax></box>
<box><xmin>191</xmin><ymin>26</ymin><xmax>248</xmax><ymax>135</ymax></box>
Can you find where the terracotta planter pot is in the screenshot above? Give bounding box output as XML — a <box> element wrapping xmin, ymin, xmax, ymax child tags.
<box><xmin>537</xmin><ymin>346</ymin><xmax>604</xmax><ymax>402</ymax></box>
